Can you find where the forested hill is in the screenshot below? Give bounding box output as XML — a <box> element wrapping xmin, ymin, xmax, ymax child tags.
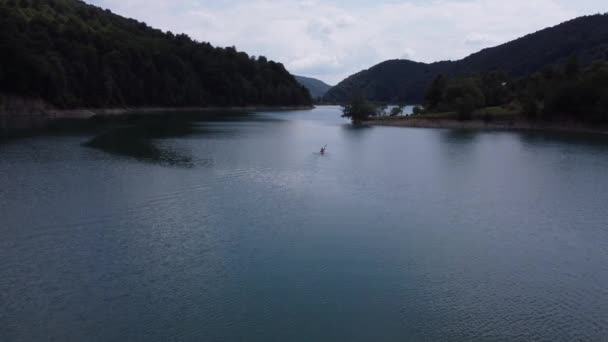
<box><xmin>325</xmin><ymin>14</ymin><xmax>608</xmax><ymax>103</ymax></box>
<box><xmin>0</xmin><ymin>0</ymin><xmax>311</xmax><ymax>108</ymax></box>
<box><xmin>294</xmin><ymin>76</ymin><xmax>332</xmax><ymax>99</ymax></box>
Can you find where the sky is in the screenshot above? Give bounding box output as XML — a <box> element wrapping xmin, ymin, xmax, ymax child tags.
<box><xmin>88</xmin><ymin>0</ymin><xmax>607</xmax><ymax>85</ymax></box>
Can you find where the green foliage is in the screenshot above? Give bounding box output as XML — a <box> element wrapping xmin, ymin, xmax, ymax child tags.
<box><xmin>565</xmin><ymin>56</ymin><xmax>580</xmax><ymax>78</ymax></box>
<box><xmin>375</xmin><ymin>103</ymin><xmax>388</xmax><ymax>116</ymax></box>
<box><xmin>412</xmin><ymin>106</ymin><xmax>424</xmax><ymax>115</ymax></box>
<box><xmin>0</xmin><ymin>0</ymin><xmax>311</xmax><ymax>108</ymax></box>
<box><xmin>341</xmin><ymin>95</ymin><xmax>377</xmax><ymax>124</ymax></box>
<box><xmin>390</xmin><ymin>105</ymin><xmax>404</xmax><ymax>117</ymax></box>
<box><xmin>424</xmin><ymin>58</ymin><xmax>608</xmax><ymax>123</ymax></box>
<box><xmin>479</xmin><ymin>72</ymin><xmax>512</xmax><ymax>106</ymax></box>
<box><xmin>442</xmin><ymin>79</ymin><xmax>485</xmax><ymax>120</ymax></box>
<box><xmin>521</xmin><ymin>96</ymin><xmax>539</xmax><ymax>119</ymax></box>
<box><xmin>425</xmin><ymin>75</ymin><xmax>447</xmax><ymax>108</ymax></box>
<box><xmin>535</xmin><ymin>59</ymin><xmax>608</xmax><ymax>122</ymax></box>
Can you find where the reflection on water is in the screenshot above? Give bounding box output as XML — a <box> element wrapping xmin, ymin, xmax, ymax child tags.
<box><xmin>86</xmin><ymin>128</ymin><xmax>194</xmax><ymax>167</ymax></box>
<box><xmin>439</xmin><ymin>129</ymin><xmax>480</xmax><ymax>144</ymax></box>
<box><xmin>84</xmin><ymin>110</ymin><xmax>294</xmax><ymax>167</ymax></box>
<box><xmin>85</xmin><ymin>120</ymin><xmax>195</xmax><ymax>167</ymax></box>
<box><xmin>517</xmin><ymin>129</ymin><xmax>608</xmax><ymax>149</ymax></box>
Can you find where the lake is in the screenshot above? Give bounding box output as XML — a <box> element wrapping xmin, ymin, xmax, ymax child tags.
<box><xmin>1</xmin><ymin>106</ymin><xmax>607</xmax><ymax>341</ymax></box>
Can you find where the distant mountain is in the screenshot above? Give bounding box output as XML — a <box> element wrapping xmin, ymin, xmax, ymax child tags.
<box><xmin>295</xmin><ymin>76</ymin><xmax>332</xmax><ymax>98</ymax></box>
<box><xmin>0</xmin><ymin>0</ymin><xmax>311</xmax><ymax>108</ymax></box>
<box><xmin>325</xmin><ymin>14</ymin><xmax>608</xmax><ymax>103</ymax></box>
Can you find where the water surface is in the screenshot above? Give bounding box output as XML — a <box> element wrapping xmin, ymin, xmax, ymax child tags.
<box><xmin>1</xmin><ymin>106</ymin><xmax>608</xmax><ymax>341</ymax></box>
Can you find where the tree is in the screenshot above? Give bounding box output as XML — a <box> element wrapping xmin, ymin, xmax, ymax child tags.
<box><xmin>425</xmin><ymin>75</ymin><xmax>446</xmax><ymax>109</ymax></box>
<box><xmin>390</xmin><ymin>105</ymin><xmax>404</xmax><ymax>116</ymax></box>
<box><xmin>521</xmin><ymin>96</ymin><xmax>539</xmax><ymax>119</ymax></box>
<box><xmin>375</xmin><ymin>103</ymin><xmax>388</xmax><ymax>116</ymax></box>
<box><xmin>419</xmin><ymin>58</ymin><xmax>608</xmax><ymax>124</ymax></box>
<box><xmin>565</xmin><ymin>55</ymin><xmax>580</xmax><ymax>78</ymax></box>
<box><xmin>480</xmin><ymin>71</ymin><xmax>512</xmax><ymax>106</ymax></box>
<box><xmin>442</xmin><ymin>79</ymin><xmax>485</xmax><ymax>120</ymax></box>
<box><xmin>341</xmin><ymin>95</ymin><xmax>377</xmax><ymax>124</ymax></box>
<box><xmin>412</xmin><ymin>106</ymin><xmax>424</xmax><ymax>115</ymax></box>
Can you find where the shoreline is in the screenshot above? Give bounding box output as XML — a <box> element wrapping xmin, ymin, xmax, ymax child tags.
<box><xmin>47</xmin><ymin>105</ymin><xmax>315</xmax><ymax>118</ymax></box>
<box><xmin>0</xmin><ymin>105</ymin><xmax>314</xmax><ymax>136</ymax></box>
<box><xmin>363</xmin><ymin>117</ymin><xmax>608</xmax><ymax>135</ymax></box>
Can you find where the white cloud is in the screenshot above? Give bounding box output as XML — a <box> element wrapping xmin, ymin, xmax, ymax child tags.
<box><xmin>88</xmin><ymin>0</ymin><xmax>607</xmax><ymax>84</ymax></box>
<box><xmin>465</xmin><ymin>33</ymin><xmax>497</xmax><ymax>48</ymax></box>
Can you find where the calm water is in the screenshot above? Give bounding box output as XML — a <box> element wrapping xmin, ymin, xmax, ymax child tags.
<box><xmin>1</xmin><ymin>106</ymin><xmax>608</xmax><ymax>341</ymax></box>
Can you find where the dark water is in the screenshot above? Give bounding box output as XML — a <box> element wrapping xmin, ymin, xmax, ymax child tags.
<box><xmin>1</xmin><ymin>107</ymin><xmax>608</xmax><ymax>341</ymax></box>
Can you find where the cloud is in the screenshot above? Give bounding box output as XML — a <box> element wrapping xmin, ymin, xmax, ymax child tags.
<box><xmin>88</xmin><ymin>0</ymin><xmax>606</xmax><ymax>84</ymax></box>
<box><xmin>464</xmin><ymin>33</ymin><xmax>497</xmax><ymax>48</ymax></box>
<box><xmin>400</xmin><ymin>48</ymin><xmax>415</xmax><ymax>60</ymax></box>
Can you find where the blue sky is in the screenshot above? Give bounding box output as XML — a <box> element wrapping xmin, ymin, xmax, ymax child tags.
<box><xmin>88</xmin><ymin>0</ymin><xmax>607</xmax><ymax>84</ymax></box>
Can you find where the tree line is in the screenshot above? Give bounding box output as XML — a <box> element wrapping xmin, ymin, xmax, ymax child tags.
<box><xmin>340</xmin><ymin>57</ymin><xmax>608</xmax><ymax>125</ymax></box>
<box><xmin>423</xmin><ymin>57</ymin><xmax>608</xmax><ymax>123</ymax></box>
<box><xmin>0</xmin><ymin>0</ymin><xmax>312</xmax><ymax>108</ymax></box>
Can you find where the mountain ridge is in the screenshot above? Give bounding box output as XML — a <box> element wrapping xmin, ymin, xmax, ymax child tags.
<box><xmin>325</xmin><ymin>13</ymin><xmax>608</xmax><ymax>103</ymax></box>
<box><xmin>294</xmin><ymin>75</ymin><xmax>332</xmax><ymax>99</ymax></box>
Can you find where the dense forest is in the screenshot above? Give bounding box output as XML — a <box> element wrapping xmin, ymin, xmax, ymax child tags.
<box><xmin>422</xmin><ymin>58</ymin><xmax>608</xmax><ymax>123</ymax></box>
<box><xmin>0</xmin><ymin>0</ymin><xmax>312</xmax><ymax>108</ymax></box>
<box><xmin>325</xmin><ymin>14</ymin><xmax>608</xmax><ymax>103</ymax></box>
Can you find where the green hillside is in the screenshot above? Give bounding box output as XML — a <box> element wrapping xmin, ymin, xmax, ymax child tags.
<box><xmin>0</xmin><ymin>0</ymin><xmax>312</xmax><ymax>108</ymax></box>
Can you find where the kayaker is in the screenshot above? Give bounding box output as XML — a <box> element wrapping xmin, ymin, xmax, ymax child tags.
<box><xmin>320</xmin><ymin>145</ymin><xmax>327</xmax><ymax>155</ymax></box>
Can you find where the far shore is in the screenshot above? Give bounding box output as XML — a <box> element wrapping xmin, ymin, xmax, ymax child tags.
<box><xmin>363</xmin><ymin>116</ymin><xmax>608</xmax><ymax>135</ymax></box>
<box><xmin>46</xmin><ymin>105</ymin><xmax>315</xmax><ymax>119</ymax></box>
<box><xmin>0</xmin><ymin>104</ymin><xmax>314</xmax><ymax>136</ymax></box>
